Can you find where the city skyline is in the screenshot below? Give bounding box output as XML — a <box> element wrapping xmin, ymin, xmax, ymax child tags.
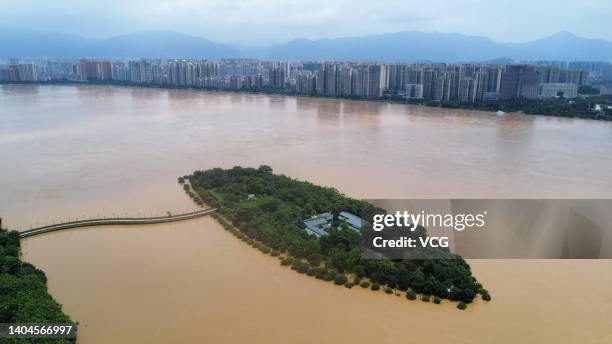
<box><xmin>1</xmin><ymin>0</ymin><xmax>611</xmax><ymax>45</ymax></box>
<box><xmin>1</xmin><ymin>58</ymin><xmax>604</xmax><ymax>101</ymax></box>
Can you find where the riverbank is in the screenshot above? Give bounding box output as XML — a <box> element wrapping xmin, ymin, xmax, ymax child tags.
<box><xmin>0</xmin><ymin>228</ymin><xmax>75</xmax><ymax>342</ymax></box>
<box><xmin>2</xmin><ymin>80</ymin><xmax>611</xmax><ymax>121</ymax></box>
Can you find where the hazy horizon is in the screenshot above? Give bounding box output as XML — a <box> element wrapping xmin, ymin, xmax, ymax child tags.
<box><xmin>3</xmin><ymin>26</ymin><xmax>608</xmax><ymax>46</ymax></box>
<box><xmin>1</xmin><ymin>0</ymin><xmax>611</xmax><ymax>45</ymax></box>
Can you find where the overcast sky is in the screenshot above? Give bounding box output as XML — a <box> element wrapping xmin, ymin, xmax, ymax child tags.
<box><xmin>1</xmin><ymin>0</ymin><xmax>611</xmax><ymax>45</ymax></box>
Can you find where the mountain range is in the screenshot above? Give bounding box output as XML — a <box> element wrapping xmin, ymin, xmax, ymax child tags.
<box><xmin>2</xmin><ymin>28</ymin><xmax>611</xmax><ymax>62</ymax></box>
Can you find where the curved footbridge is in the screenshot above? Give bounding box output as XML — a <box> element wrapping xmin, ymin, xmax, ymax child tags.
<box><xmin>18</xmin><ymin>208</ymin><xmax>218</xmax><ymax>238</ymax></box>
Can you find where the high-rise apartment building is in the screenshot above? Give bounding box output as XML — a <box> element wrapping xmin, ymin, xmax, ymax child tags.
<box><xmin>268</xmin><ymin>66</ymin><xmax>286</xmax><ymax>88</ymax></box>
<box><xmin>111</xmin><ymin>62</ymin><xmax>130</xmax><ymax>81</ymax></box>
<box><xmin>129</xmin><ymin>59</ymin><xmax>153</xmax><ymax>83</ymax></box>
<box><xmin>46</xmin><ymin>59</ymin><xmax>64</xmax><ymax>80</ymax></box>
<box><xmin>16</xmin><ymin>63</ymin><xmax>38</xmax><ymax>81</ymax></box>
<box><xmin>323</xmin><ymin>63</ymin><xmax>337</xmax><ymax>96</ymax></box>
<box><xmin>0</xmin><ymin>65</ymin><xmax>19</xmax><ymax>82</ymax></box>
<box><xmin>366</xmin><ymin>64</ymin><xmax>387</xmax><ymax>99</ymax></box>
<box><xmin>499</xmin><ymin>65</ymin><xmax>540</xmax><ymax>100</ymax></box>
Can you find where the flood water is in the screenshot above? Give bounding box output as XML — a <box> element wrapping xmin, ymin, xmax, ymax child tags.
<box><xmin>2</xmin><ymin>85</ymin><xmax>612</xmax><ymax>343</ymax></box>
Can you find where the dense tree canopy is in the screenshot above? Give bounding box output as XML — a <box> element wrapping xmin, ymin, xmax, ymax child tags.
<box><xmin>0</xmin><ymin>229</ymin><xmax>75</xmax><ymax>343</ymax></box>
<box><xmin>186</xmin><ymin>166</ymin><xmax>487</xmax><ymax>303</ymax></box>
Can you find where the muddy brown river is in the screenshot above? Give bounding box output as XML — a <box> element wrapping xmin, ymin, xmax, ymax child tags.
<box><xmin>1</xmin><ymin>85</ymin><xmax>611</xmax><ymax>343</ymax></box>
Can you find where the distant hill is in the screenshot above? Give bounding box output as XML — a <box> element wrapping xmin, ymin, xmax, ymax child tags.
<box><xmin>89</xmin><ymin>31</ymin><xmax>240</xmax><ymax>59</ymax></box>
<box><xmin>0</xmin><ymin>29</ymin><xmax>241</xmax><ymax>59</ymax></box>
<box><xmin>257</xmin><ymin>31</ymin><xmax>612</xmax><ymax>62</ymax></box>
<box><xmin>257</xmin><ymin>31</ymin><xmax>515</xmax><ymax>61</ymax></box>
<box><xmin>509</xmin><ymin>31</ymin><xmax>612</xmax><ymax>61</ymax></box>
<box><xmin>0</xmin><ymin>28</ymin><xmax>91</xmax><ymax>59</ymax></box>
<box><xmin>1</xmin><ymin>28</ymin><xmax>611</xmax><ymax>62</ymax></box>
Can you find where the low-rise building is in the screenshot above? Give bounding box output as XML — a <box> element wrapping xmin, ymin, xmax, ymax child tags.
<box><xmin>539</xmin><ymin>83</ymin><xmax>578</xmax><ymax>98</ymax></box>
<box><xmin>338</xmin><ymin>211</ymin><xmax>364</xmax><ymax>231</ymax></box>
<box><xmin>304</xmin><ymin>212</ymin><xmax>333</xmax><ymax>237</ymax></box>
<box><xmin>303</xmin><ymin>211</ymin><xmax>364</xmax><ymax>237</ymax></box>
<box><xmin>600</xmin><ymin>84</ymin><xmax>612</xmax><ymax>96</ymax></box>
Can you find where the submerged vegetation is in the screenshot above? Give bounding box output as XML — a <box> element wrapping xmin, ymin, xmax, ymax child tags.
<box><xmin>0</xmin><ymin>229</ymin><xmax>75</xmax><ymax>343</ymax></box>
<box><xmin>181</xmin><ymin>165</ymin><xmax>490</xmax><ymax>308</ymax></box>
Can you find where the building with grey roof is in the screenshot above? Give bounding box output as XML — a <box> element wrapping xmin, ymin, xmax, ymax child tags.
<box><xmin>339</xmin><ymin>211</ymin><xmax>364</xmax><ymax>231</ymax></box>
<box><xmin>303</xmin><ymin>211</ymin><xmax>363</xmax><ymax>237</ymax></box>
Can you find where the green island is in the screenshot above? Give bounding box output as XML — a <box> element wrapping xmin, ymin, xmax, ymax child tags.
<box><xmin>0</xmin><ymin>229</ymin><xmax>75</xmax><ymax>343</ymax></box>
<box><xmin>180</xmin><ymin>165</ymin><xmax>491</xmax><ymax>310</ymax></box>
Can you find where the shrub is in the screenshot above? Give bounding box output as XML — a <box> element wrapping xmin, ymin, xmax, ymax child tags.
<box><xmin>480</xmin><ymin>289</ymin><xmax>492</xmax><ymax>301</ymax></box>
<box><xmin>457</xmin><ymin>302</ymin><xmax>467</xmax><ymax>310</ymax></box>
<box><xmin>306</xmin><ymin>253</ymin><xmax>323</xmax><ymax>267</ymax></box>
<box><xmin>384</xmin><ymin>287</ymin><xmax>393</xmax><ymax>294</ymax></box>
<box><xmin>334</xmin><ymin>275</ymin><xmax>348</xmax><ymax>285</ymax></box>
<box><xmin>433</xmin><ymin>296</ymin><xmax>441</xmax><ymax>304</ymax></box>
<box><xmin>360</xmin><ymin>281</ymin><xmax>370</xmax><ymax>288</ymax></box>
<box><xmin>406</xmin><ymin>290</ymin><xmax>417</xmax><ymax>300</ymax></box>
<box><xmin>344</xmin><ymin>282</ymin><xmax>354</xmax><ymax>289</ymax></box>
<box><xmin>271</xmin><ymin>250</ymin><xmax>280</xmax><ymax>257</ymax></box>
<box><xmin>313</xmin><ymin>268</ymin><xmax>329</xmax><ymax>280</ymax></box>
<box><xmin>20</xmin><ymin>263</ymin><xmax>47</xmax><ymax>284</ymax></box>
<box><xmin>280</xmin><ymin>257</ymin><xmax>293</xmax><ymax>266</ymax></box>
<box><xmin>296</xmin><ymin>262</ymin><xmax>310</xmax><ymax>274</ymax></box>
<box><xmin>422</xmin><ymin>295</ymin><xmax>431</xmax><ymax>302</ymax></box>
<box><xmin>290</xmin><ymin>260</ymin><xmax>301</xmax><ymax>270</ymax></box>
<box><xmin>371</xmin><ymin>282</ymin><xmax>380</xmax><ymax>291</ymax></box>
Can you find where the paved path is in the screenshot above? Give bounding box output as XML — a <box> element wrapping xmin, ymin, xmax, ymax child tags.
<box><xmin>18</xmin><ymin>208</ymin><xmax>218</xmax><ymax>238</ymax></box>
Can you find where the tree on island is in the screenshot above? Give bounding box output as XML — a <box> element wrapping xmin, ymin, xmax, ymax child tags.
<box><xmin>183</xmin><ymin>166</ymin><xmax>486</xmax><ymax>306</ymax></box>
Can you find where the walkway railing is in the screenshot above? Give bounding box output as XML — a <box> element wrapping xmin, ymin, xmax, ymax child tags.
<box><xmin>18</xmin><ymin>208</ymin><xmax>218</xmax><ymax>238</ymax></box>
